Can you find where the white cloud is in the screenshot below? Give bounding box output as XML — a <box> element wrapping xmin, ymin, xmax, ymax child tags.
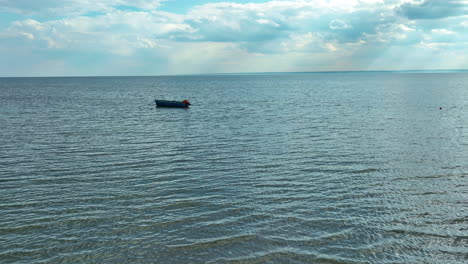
<box><xmin>398</xmin><ymin>24</ymin><xmax>415</xmax><ymax>31</ymax></box>
<box><xmin>0</xmin><ymin>0</ymin><xmax>166</xmax><ymax>16</ymax></box>
<box><xmin>4</xmin><ymin>10</ymin><xmax>191</xmax><ymax>53</ymax></box>
<box><xmin>329</xmin><ymin>19</ymin><xmax>351</xmax><ymax>30</ymax></box>
<box><xmin>432</xmin><ymin>28</ymin><xmax>456</xmax><ymax>35</ymax></box>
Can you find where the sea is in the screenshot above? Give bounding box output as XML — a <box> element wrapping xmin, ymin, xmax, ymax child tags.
<box><xmin>0</xmin><ymin>72</ymin><xmax>467</xmax><ymax>264</ymax></box>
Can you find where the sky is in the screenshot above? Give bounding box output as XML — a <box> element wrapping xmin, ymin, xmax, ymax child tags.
<box><xmin>0</xmin><ymin>0</ymin><xmax>467</xmax><ymax>76</ymax></box>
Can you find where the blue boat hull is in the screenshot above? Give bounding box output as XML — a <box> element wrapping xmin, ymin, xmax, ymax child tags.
<box><xmin>155</xmin><ymin>100</ymin><xmax>190</xmax><ymax>108</ymax></box>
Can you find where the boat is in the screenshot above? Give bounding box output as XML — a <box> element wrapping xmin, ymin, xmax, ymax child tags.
<box><xmin>155</xmin><ymin>99</ymin><xmax>191</xmax><ymax>108</ymax></box>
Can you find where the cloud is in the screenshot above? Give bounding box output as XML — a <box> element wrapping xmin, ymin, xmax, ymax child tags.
<box><xmin>3</xmin><ymin>0</ymin><xmax>405</xmax><ymax>46</ymax></box>
<box><xmin>329</xmin><ymin>19</ymin><xmax>351</xmax><ymax>30</ymax></box>
<box><xmin>1</xmin><ymin>0</ymin><xmax>468</xmax><ymax>76</ymax></box>
<box><xmin>174</xmin><ymin>1</ymin><xmax>400</xmax><ymax>45</ymax></box>
<box><xmin>178</xmin><ymin>2</ymin><xmax>295</xmax><ymax>42</ymax></box>
<box><xmin>0</xmin><ymin>0</ymin><xmax>166</xmax><ymax>16</ymax></box>
<box><xmin>4</xmin><ymin>10</ymin><xmax>190</xmax><ymax>52</ymax></box>
<box><xmin>396</xmin><ymin>0</ymin><xmax>468</xmax><ymax>20</ymax></box>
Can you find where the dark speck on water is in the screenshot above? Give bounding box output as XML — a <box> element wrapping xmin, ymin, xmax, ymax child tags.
<box><xmin>1</xmin><ymin>73</ymin><xmax>468</xmax><ymax>263</ymax></box>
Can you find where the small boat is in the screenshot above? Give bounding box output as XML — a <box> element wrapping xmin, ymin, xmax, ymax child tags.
<box><xmin>155</xmin><ymin>99</ymin><xmax>191</xmax><ymax>108</ymax></box>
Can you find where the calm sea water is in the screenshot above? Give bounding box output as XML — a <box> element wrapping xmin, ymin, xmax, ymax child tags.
<box><xmin>1</xmin><ymin>73</ymin><xmax>467</xmax><ymax>263</ymax></box>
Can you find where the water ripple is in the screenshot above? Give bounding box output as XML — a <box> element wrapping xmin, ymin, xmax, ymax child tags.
<box><xmin>1</xmin><ymin>74</ymin><xmax>468</xmax><ymax>263</ymax></box>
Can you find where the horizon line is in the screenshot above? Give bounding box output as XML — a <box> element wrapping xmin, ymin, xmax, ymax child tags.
<box><xmin>1</xmin><ymin>69</ymin><xmax>467</xmax><ymax>78</ymax></box>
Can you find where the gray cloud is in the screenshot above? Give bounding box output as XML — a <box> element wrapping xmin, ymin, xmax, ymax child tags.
<box><xmin>396</xmin><ymin>0</ymin><xmax>468</xmax><ymax>20</ymax></box>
